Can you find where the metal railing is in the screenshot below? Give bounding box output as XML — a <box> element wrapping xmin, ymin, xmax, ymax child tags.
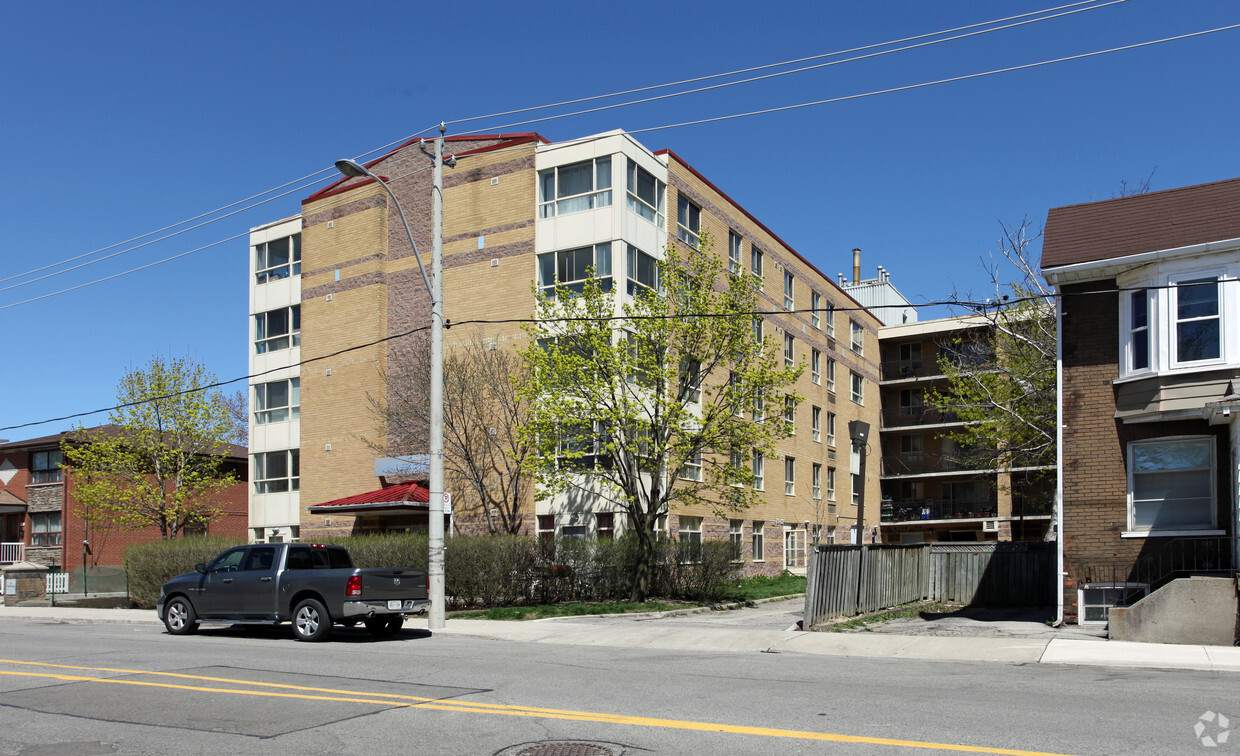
<box><xmin>881</xmin><ymin>498</ymin><xmax>995</xmax><ymax>523</ymax></box>
<box><xmin>880</xmin><ymin>406</ymin><xmax>961</xmax><ymax>428</ymax></box>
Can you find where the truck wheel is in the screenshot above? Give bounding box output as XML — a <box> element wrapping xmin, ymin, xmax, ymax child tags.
<box><xmin>292</xmin><ymin>598</ymin><xmax>332</xmax><ymax>642</ymax></box>
<box><xmin>163</xmin><ymin>597</ymin><xmax>199</xmax><ymax>635</ymax></box>
<box><xmin>365</xmin><ymin>616</ymin><xmax>403</xmax><ymax>637</ymax></box>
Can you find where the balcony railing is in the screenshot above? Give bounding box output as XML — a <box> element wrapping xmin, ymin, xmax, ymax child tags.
<box><xmin>1</xmin><ymin>543</ymin><xmax>25</xmax><ymax>564</ymax></box>
<box><xmin>880</xmin><ymin>498</ymin><xmax>996</xmax><ymax>523</ymax></box>
<box><xmin>880</xmin><ymin>453</ymin><xmax>987</xmax><ymax>475</ymax></box>
<box><xmin>880</xmin><ymin>406</ymin><xmax>961</xmax><ymax>428</ymax></box>
<box><xmin>881</xmin><ymin>359</ymin><xmax>936</xmax><ymax>381</ymax></box>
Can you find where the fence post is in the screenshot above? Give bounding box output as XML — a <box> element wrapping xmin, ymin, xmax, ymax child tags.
<box><xmin>804</xmin><ymin>544</ymin><xmax>819</xmax><ymax>628</ymax></box>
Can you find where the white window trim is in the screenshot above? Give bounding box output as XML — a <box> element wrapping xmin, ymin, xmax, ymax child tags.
<box><xmin>1125</xmin><ymin>435</ymin><xmax>1217</xmax><ymax>534</ymax></box>
<box><xmin>1169</xmin><ymin>273</ymin><xmax>1224</xmax><ymax>368</ymax></box>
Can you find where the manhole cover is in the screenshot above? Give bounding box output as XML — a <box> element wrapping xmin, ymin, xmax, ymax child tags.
<box><xmin>516</xmin><ymin>744</ymin><xmax>613</xmax><ymax>756</ymax></box>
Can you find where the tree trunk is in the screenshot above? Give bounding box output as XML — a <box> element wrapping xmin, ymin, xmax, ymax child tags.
<box><xmin>630</xmin><ymin>525</ymin><xmax>653</xmax><ymax>603</ymax></box>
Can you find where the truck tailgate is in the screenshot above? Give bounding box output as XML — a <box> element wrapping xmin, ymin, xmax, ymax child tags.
<box><xmin>360</xmin><ymin>569</ymin><xmax>427</xmax><ymax>601</ymax></box>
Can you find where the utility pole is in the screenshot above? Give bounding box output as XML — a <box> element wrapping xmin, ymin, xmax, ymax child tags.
<box><xmin>427</xmin><ymin>122</ymin><xmax>447</xmax><ymax>630</ymax></box>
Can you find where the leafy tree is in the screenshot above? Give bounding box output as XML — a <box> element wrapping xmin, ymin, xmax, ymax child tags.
<box><xmin>516</xmin><ymin>236</ymin><xmax>801</xmax><ymax>601</ymax></box>
<box><xmin>369</xmin><ymin>330</ymin><xmax>535</xmax><ymax>535</ymax></box>
<box><xmin>931</xmin><ymin>219</ymin><xmax>1056</xmax><ymax>476</ymax></box>
<box><xmin>62</xmin><ymin>355</ymin><xmax>238</xmax><ymax>538</ymax></box>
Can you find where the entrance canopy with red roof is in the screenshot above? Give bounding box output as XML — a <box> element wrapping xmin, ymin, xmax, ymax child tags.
<box><xmin>306</xmin><ymin>481</ymin><xmax>430</xmax><ymax>515</ymax></box>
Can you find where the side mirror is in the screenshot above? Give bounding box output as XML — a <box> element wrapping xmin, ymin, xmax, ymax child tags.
<box><xmin>195</xmin><ymin>563</ymin><xmax>207</xmax><ymax>574</ymax></box>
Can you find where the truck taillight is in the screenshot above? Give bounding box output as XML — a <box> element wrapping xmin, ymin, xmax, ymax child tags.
<box><xmin>426</xmin><ymin>573</ymin><xmax>430</xmax><ymax>593</ymax></box>
<box><xmin>346</xmin><ymin>575</ymin><xmax>363</xmax><ymax>597</ymax></box>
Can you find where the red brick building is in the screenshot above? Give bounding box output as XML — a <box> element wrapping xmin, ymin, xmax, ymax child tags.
<box><xmin>0</xmin><ymin>428</ymin><xmax>249</xmax><ymax>591</ymax></box>
<box><xmin>1041</xmin><ymin>178</ymin><xmax>1240</xmax><ymax>624</ymax></box>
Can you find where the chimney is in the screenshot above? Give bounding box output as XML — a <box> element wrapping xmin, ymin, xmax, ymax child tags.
<box><xmin>852</xmin><ymin>248</ymin><xmax>861</xmax><ymax>284</ymax></box>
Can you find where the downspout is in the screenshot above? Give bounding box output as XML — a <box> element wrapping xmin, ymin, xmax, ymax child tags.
<box><xmin>1053</xmin><ymin>287</ymin><xmax>1066</xmax><ymax>627</ymax></box>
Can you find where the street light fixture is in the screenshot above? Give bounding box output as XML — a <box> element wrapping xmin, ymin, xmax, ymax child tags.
<box><xmin>334</xmin><ymin>124</ymin><xmax>448</xmax><ymax>630</ymax></box>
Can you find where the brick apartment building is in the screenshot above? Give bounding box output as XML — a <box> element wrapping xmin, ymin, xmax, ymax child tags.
<box><xmin>1041</xmin><ymin>177</ymin><xmax>1240</xmax><ymax>624</ymax></box>
<box><xmin>876</xmin><ymin>315</ymin><xmax>1055</xmax><ymax>544</ymax></box>
<box><xmin>247</xmin><ymin>129</ymin><xmax>886</xmax><ymax>573</ymax></box>
<box><xmin>0</xmin><ymin>429</ymin><xmax>249</xmax><ymax>590</ymax></box>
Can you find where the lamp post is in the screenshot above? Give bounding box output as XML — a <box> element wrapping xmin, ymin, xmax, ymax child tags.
<box><xmin>335</xmin><ymin>122</ymin><xmax>448</xmax><ymax>630</ymax></box>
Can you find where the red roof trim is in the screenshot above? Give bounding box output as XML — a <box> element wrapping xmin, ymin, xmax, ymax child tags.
<box><xmin>303</xmin><ymin>133</ymin><xmax>548</xmax><ymax>204</ymax></box>
<box><xmin>308</xmin><ymin>481</ymin><xmax>430</xmax><ymax>509</ymax></box>
<box><xmin>660</xmin><ymin>149</ymin><xmax>875</xmax><ymax>320</ymax></box>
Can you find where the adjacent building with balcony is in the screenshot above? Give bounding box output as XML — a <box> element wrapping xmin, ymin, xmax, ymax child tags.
<box><xmin>249</xmin><ymin>129</ymin><xmax>886</xmax><ymax>574</ymax></box>
<box><xmin>876</xmin><ymin>316</ymin><xmax>1055</xmax><ymax>544</ymax></box>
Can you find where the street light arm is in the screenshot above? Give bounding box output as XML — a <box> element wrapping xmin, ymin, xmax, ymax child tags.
<box><xmin>333</xmin><ymin>159</ymin><xmax>436</xmax><ymax>303</ymax></box>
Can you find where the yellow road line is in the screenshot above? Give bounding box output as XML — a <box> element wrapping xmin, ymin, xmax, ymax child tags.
<box><xmin>0</xmin><ymin>658</ymin><xmax>1072</xmax><ymax>755</ymax></box>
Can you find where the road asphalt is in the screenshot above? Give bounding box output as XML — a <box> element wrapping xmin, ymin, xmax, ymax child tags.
<box><xmin>1</xmin><ymin>597</ymin><xmax>1237</xmax><ymax>673</ymax></box>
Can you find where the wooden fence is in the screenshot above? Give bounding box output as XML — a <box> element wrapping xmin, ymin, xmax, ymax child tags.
<box><xmin>803</xmin><ymin>542</ymin><xmax>1054</xmax><ymax>628</ymax></box>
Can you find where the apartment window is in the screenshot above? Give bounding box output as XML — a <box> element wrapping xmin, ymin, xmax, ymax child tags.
<box><xmin>784</xmin><ymin>456</ymin><xmax>796</xmax><ymax>495</ymax></box>
<box><xmin>784</xmin><ymin>271</ymin><xmax>795</xmax><ymax>311</ymax></box>
<box><xmin>784</xmin><ymin>395</ymin><xmax>796</xmax><ymax>432</ymax></box>
<box><xmin>255</xmin><ymin>233</ymin><xmax>302</xmax><ymax>284</ymax></box>
<box><xmin>852</xmin><ymin>473</ymin><xmax>861</xmax><ymax>506</ymax></box>
<box><xmin>253</xmin><ymin>449</ymin><xmax>299</xmax><ymax>494</ymax></box>
<box><xmin>826</xmin><ymin>411</ymin><xmax>836</xmax><ymax>447</ymax></box>
<box><xmin>538</xmin><ymin>243</ymin><xmax>613</xmax><ymax>298</ymax></box>
<box><xmin>31</xmin><ymin>512</ymin><xmax>62</xmax><ymax>546</ymax></box>
<box><xmin>752</xmin><ymin>316</ymin><xmax>763</xmax><ymax>346</ymax></box>
<box><xmin>785</xmin><ymin>527</ymin><xmax>806</xmax><ymax>569</ymax></box>
<box><xmin>537</xmin><ymin>514</ymin><xmax>555</xmax><ymax>547</ymax></box>
<box><xmin>751</xmin><ymin>246</ymin><xmax>763</xmax><ymax>278</ymax></box>
<box><xmin>753</xmin><ymin>389</ymin><xmax>765</xmax><ymax>423</ymax></box>
<box><xmin>811</xmin><ymin>406</ymin><xmax>821</xmax><ymax>443</ymax></box>
<box><xmin>677</xmin><ymin>195</ymin><xmax>701</xmax><ymax>248</ymax></box>
<box><xmin>679</xmin><ymin>516</ymin><xmax>702</xmax><ymax>545</ymax></box>
<box><xmin>539</xmin><ymin>157</ymin><xmax>612</xmax><ymax>218</ymax></box>
<box><xmin>826</xmin><ymin>358</ymin><xmax>836</xmax><ymax>392</ymax></box>
<box><xmin>728</xmin><ymin>231</ymin><xmax>743</xmax><ymax>274</ymax></box>
<box><xmin>626</xmin><ymin>160</ymin><xmax>665</xmax><ymax>227</ymax></box>
<box><xmin>811</xmin><ymin>291</ymin><xmax>821</xmax><ymax>329</ymax></box>
<box><xmin>850</xmin><ymin>371</ymin><xmax>864</xmax><ymax>404</ymax></box>
<box><xmin>626</xmin><ymin>245</ymin><xmax>659</xmax><ymax>296</ymax></box>
<box><xmin>827</xmin><ymin>525</ymin><xmax>837</xmax><ymax>545</ymax></box>
<box><xmin>597</xmin><ymin>512</ymin><xmax>615</xmax><ymax>540</ymax></box>
<box><xmin>30</xmin><ymin>450</ymin><xmax>63</xmax><ymax>483</ymax></box>
<box><xmin>679</xmin><ymin>359</ymin><xmax>702</xmax><ymax>404</ymax></box>
<box><xmin>679</xmin><ymin>450</ymin><xmax>703</xmax><ymax>481</ymax></box>
<box><xmin>254</xmin><ymin>378</ymin><xmax>300</xmax><ymax>425</ymax></box>
<box><xmin>752</xmin><ymin>450</ymin><xmax>764</xmax><ymax>490</ymax></box>
<box><xmin>557</xmin><ymin>420</ymin><xmax>610</xmax><ymax>470</ymax></box>
<box><xmin>825</xmin><ymin>303</ymin><xmax>835</xmax><ymax>337</ymax></box>
<box><xmin>1173</xmin><ymin>277</ymin><xmax>1220</xmax><ymax>364</ymax></box>
<box><xmin>812</xmin><ymin>463</ymin><xmax>822</xmax><ymax>500</ymax></box>
<box><xmin>811</xmin><ymin>349</ymin><xmax>821</xmax><ymax>385</ymax></box>
<box><xmin>255</xmin><ymin>305</ymin><xmax>301</xmax><ymax>354</ymax></box>
<box><xmin>752</xmin><ymin>521</ymin><xmax>765</xmax><ymax>561</ymax></box>
<box><xmin>827</xmin><ymin>467</ymin><xmax>836</xmax><ymax>500</ymax></box>
<box><xmin>784</xmin><ymin>334</ymin><xmax>795</xmax><ymax>368</ymax></box>
<box><xmin>729</xmin><ymin>519</ymin><xmax>743</xmax><ymax>551</ymax></box>
<box><xmin>850</xmin><ymin>320</ymin><xmax>864</xmax><ymax>355</ymax></box>
<box><xmin>730</xmin><ymin>371</ymin><xmax>744</xmax><ymax>417</ymax></box>
<box><xmin>1129</xmin><ymin>289</ymin><xmax>1151</xmax><ymax>371</ymax></box>
<box><xmin>1128</xmin><ymin>437</ymin><xmax>1215</xmax><ymax>532</ymax></box>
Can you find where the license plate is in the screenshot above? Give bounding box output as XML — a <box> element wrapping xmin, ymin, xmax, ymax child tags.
<box><xmin>387</xmin><ymin>600</ymin><xmax>403</xmax><ymax>611</ymax></box>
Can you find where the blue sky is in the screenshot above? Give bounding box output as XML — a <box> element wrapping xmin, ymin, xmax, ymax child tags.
<box><xmin>2</xmin><ymin>0</ymin><xmax>1237</xmax><ymax>440</ymax></box>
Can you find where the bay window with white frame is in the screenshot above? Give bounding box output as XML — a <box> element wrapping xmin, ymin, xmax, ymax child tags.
<box><xmin>539</xmin><ymin>157</ymin><xmax>612</xmax><ymax>218</ymax></box>
<box><xmin>626</xmin><ymin>159</ymin><xmax>665</xmax><ymax>227</ymax></box>
<box><xmin>1117</xmin><ymin>261</ymin><xmax>1235</xmax><ymax>378</ymax></box>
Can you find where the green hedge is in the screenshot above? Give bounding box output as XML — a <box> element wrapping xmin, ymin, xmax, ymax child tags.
<box><xmin>125</xmin><ymin>535</ymin><xmax>246</xmax><ymax>609</ymax></box>
<box><xmin>127</xmin><ymin>534</ymin><xmax>741</xmax><ymax>610</ymax></box>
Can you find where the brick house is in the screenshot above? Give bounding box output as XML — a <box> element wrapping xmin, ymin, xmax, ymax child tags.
<box><xmin>1041</xmin><ymin>177</ymin><xmax>1240</xmax><ymax>624</ymax></box>
<box><xmin>248</xmin><ymin>129</ymin><xmax>888</xmax><ymax>575</ymax></box>
<box><xmin>0</xmin><ymin>428</ymin><xmax>249</xmax><ymax>591</ymax></box>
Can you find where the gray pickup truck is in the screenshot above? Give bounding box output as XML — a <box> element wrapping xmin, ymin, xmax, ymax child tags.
<box><xmin>156</xmin><ymin>543</ymin><xmax>430</xmax><ymax>641</ymax></box>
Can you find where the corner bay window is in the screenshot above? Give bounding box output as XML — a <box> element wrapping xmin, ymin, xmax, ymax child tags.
<box><xmin>1128</xmin><ymin>437</ymin><xmax>1215</xmax><ymax>532</ymax></box>
<box><xmin>255</xmin><ymin>233</ymin><xmax>301</xmax><ymax>284</ymax></box>
<box><xmin>626</xmin><ymin>160</ymin><xmax>665</xmax><ymax>227</ymax></box>
<box><xmin>255</xmin><ymin>306</ymin><xmax>300</xmax><ymax>354</ymax></box>
<box><xmin>1119</xmin><ymin>271</ymin><xmax>1230</xmax><ymax>376</ymax></box>
<box><xmin>254</xmin><ymin>378</ymin><xmax>300</xmax><ymax>424</ymax></box>
<box><xmin>538</xmin><ymin>243</ymin><xmax>612</xmax><ymax>298</ymax></box>
<box><xmin>1174</xmin><ymin>277</ymin><xmax>1220</xmax><ymax>363</ymax></box>
<box><xmin>539</xmin><ymin>157</ymin><xmax>612</xmax><ymax>218</ymax></box>
<box><xmin>254</xmin><ymin>449</ymin><xmax>300</xmax><ymax>494</ymax></box>
<box><xmin>626</xmin><ymin>246</ymin><xmax>658</xmax><ymax>296</ymax></box>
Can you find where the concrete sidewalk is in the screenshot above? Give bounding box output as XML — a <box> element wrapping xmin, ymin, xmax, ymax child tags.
<box><xmin>1</xmin><ymin>604</ymin><xmax>1237</xmax><ymax>673</ymax></box>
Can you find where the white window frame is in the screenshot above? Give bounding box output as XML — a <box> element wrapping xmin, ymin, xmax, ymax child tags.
<box><xmin>254</xmin><ymin>378</ymin><xmax>301</xmax><ymax>425</ymax></box>
<box><xmin>784</xmin><ymin>333</ymin><xmax>795</xmax><ymax>368</ymax></box>
<box><xmin>626</xmin><ymin>245</ymin><xmax>659</xmax><ymax>297</ymax></box>
<box><xmin>752</xmin><ymin>521</ymin><xmax>765</xmax><ymax>561</ymax></box>
<box><xmin>626</xmin><ymin>160</ymin><xmax>664</xmax><ymax>228</ymax></box>
<box><xmin>677</xmin><ymin>195</ymin><xmax>701</xmax><ymax>248</ymax></box>
<box><xmin>254</xmin><ymin>449</ymin><xmax>300</xmax><ymax>494</ymax></box>
<box><xmin>827</xmin><ymin>467</ymin><xmax>836</xmax><ymax>500</ymax></box>
<box><xmin>1126</xmin><ymin>288</ymin><xmax>1152</xmax><ymax>373</ymax></box>
<box><xmin>255</xmin><ymin>233</ymin><xmax>302</xmax><ymax>284</ymax></box>
<box><xmin>679</xmin><ymin>515</ymin><xmax>703</xmax><ymax>544</ymax></box>
<box><xmin>255</xmin><ymin>305</ymin><xmax>301</xmax><ymax>354</ymax></box>
<box><xmin>678</xmin><ymin>450</ymin><xmax>703</xmax><ymax>482</ymax></box>
<box><xmin>812</xmin><ymin>463</ymin><xmax>822</xmax><ymax>500</ymax></box>
<box><xmin>784</xmin><ymin>395</ymin><xmax>795</xmax><ymax>433</ymax></box>
<box><xmin>827</xmin><ymin>358</ymin><xmax>836</xmax><ymax>393</ymax></box>
<box><xmin>1170</xmin><ymin>274</ymin><xmax>1223</xmax><ymax>367</ymax></box>
<box><xmin>784</xmin><ymin>456</ymin><xmax>796</xmax><ymax>496</ymax></box>
<box><xmin>784</xmin><ymin>271</ymin><xmax>794</xmax><ymax>311</ymax></box>
<box><xmin>850</xmin><ymin>371</ymin><xmax>863</xmax><ymax>404</ymax></box>
<box><xmin>538</xmin><ymin>243</ymin><xmax>613</xmax><ymax>298</ymax></box>
<box><xmin>1125</xmin><ymin>436</ymin><xmax>1218</xmax><ymax>535</ymax></box>
<box><xmin>540</xmin><ymin>157</ymin><xmax>613</xmax><ymax>218</ymax></box>
<box><xmin>751</xmin><ymin>246</ymin><xmax>763</xmax><ymax>279</ymax></box>
<box><xmin>811</xmin><ymin>349</ymin><xmax>821</xmax><ymax>385</ymax></box>
<box><xmin>825</xmin><ymin>302</ymin><xmax>835</xmax><ymax>337</ymax></box>
<box><xmin>850</xmin><ymin>319</ymin><xmax>864</xmax><ymax>355</ymax></box>
<box><xmin>811</xmin><ymin>406</ymin><xmax>821</xmax><ymax>443</ymax></box>
<box><xmin>826</xmin><ymin>411</ymin><xmax>836</xmax><ymax>447</ymax></box>
<box><xmin>1079</xmin><ymin>582</ymin><xmax>1149</xmax><ymax>626</ymax></box>
<box><xmin>810</xmin><ymin>291</ymin><xmax>821</xmax><ymax>329</ymax></box>
<box><xmin>784</xmin><ymin>526</ymin><xmax>806</xmax><ymax>570</ymax></box>
<box><xmin>752</xmin><ymin>450</ymin><xmax>764</xmax><ymax>491</ymax></box>
<box><xmin>728</xmin><ymin>231</ymin><xmax>743</xmax><ymax>274</ymax></box>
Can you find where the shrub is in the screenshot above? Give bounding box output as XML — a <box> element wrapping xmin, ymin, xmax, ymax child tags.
<box><xmin>125</xmin><ymin>535</ymin><xmax>245</xmax><ymax>609</ymax></box>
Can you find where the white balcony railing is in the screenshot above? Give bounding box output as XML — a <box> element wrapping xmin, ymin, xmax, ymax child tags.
<box><xmin>0</xmin><ymin>543</ymin><xmax>24</xmax><ymax>564</ymax></box>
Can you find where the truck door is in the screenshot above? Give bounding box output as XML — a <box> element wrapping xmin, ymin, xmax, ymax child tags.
<box><xmin>197</xmin><ymin>547</ymin><xmax>247</xmax><ymax>618</ymax></box>
<box><xmin>236</xmin><ymin>546</ymin><xmax>278</xmax><ymax>614</ymax></box>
